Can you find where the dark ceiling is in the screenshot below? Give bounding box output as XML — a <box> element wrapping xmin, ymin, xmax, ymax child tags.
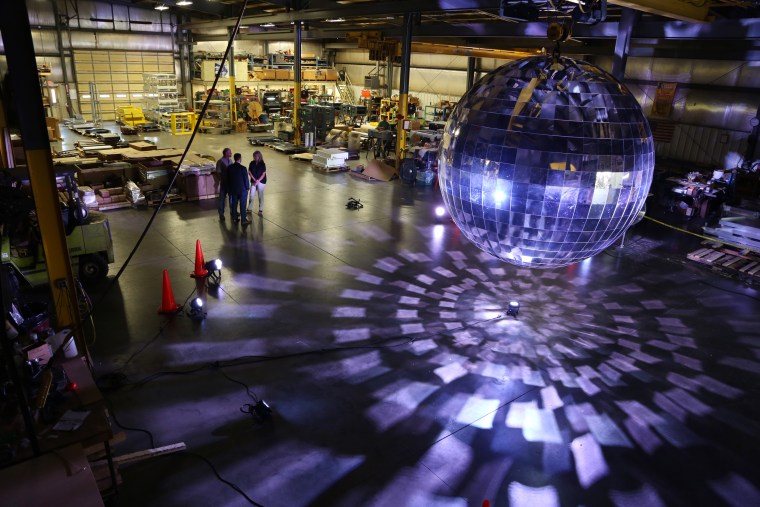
<box><xmin>135</xmin><ymin>0</ymin><xmax>760</xmax><ymax>61</ymax></box>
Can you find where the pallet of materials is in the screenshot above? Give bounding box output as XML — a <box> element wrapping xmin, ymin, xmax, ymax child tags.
<box><xmin>145</xmin><ymin>189</ymin><xmax>185</xmax><ymax>206</ymax></box>
<box><xmin>312</xmin><ymin>148</ymin><xmax>349</xmax><ymax>172</ymax></box>
<box><xmin>687</xmin><ymin>243</ymin><xmax>760</xmax><ymax>281</ymax></box>
<box><xmin>128</xmin><ymin>141</ymin><xmax>157</xmax><ymax>151</ymax></box>
<box><xmin>289</xmin><ymin>153</ymin><xmax>314</xmax><ymax>162</ymax></box>
<box><xmin>703</xmin><ymin>215</ymin><xmax>760</xmax><ymax>252</ymax></box>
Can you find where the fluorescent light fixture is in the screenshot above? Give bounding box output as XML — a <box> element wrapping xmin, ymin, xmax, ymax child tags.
<box><xmin>116</xmin><ymin>94</ymin><xmax>127</xmax><ymax>98</ymax></box>
<box><xmin>261</xmin><ymin>23</ymin><xmax>275</xmax><ymax>27</ymax></box>
<box><xmin>325</xmin><ymin>18</ymin><xmax>345</xmax><ymax>23</ymax></box>
<box><xmin>176</xmin><ymin>0</ymin><xmax>193</xmax><ymax>5</ymax></box>
<box><xmin>81</xmin><ymin>94</ymin><xmax>91</xmax><ymax>99</ymax></box>
<box><xmin>133</xmin><ymin>93</ymin><xmax>143</xmax><ymax>98</ymax></box>
<box><xmin>155</xmin><ymin>4</ymin><xmax>169</xmax><ymax>11</ymax></box>
<box><xmin>99</xmin><ymin>94</ymin><xmax>110</xmax><ymax>98</ymax></box>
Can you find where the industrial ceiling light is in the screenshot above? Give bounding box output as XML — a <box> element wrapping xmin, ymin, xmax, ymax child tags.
<box><xmin>261</xmin><ymin>22</ymin><xmax>275</xmax><ymax>27</ymax></box>
<box><xmin>176</xmin><ymin>0</ymin><xmax>193</xmax><ymax>5</ymax></box>
<box><xmin>324</xmin><ymin>18</ymin><xmax>346</xmax><ymax>23</ymax></box>
<box><xmin>507</xmin><ymin>301</ymin><xmax>520</xmax><ymax>318</ymax></box>
<box><xmin>155</xmin><ymin>4</ymin><xmax>169</xmax><ymax>11</ymax></box>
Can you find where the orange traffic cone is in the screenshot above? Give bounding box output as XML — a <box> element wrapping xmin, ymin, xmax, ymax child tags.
<box><xmin>158</xmin><ymin>269</ymin><xmax>182</xmax><ymax>314</ymax></box>
<box><xmin>190</xmin><ymin>239</ymin><xmax>208</xmax><ymax>278</ymax></box>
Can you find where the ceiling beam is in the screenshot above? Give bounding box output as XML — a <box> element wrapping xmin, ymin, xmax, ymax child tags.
<box><xmin>182</xmin><ymin>0</ymin><xmax>502</xmax><ymax>30</ymax></box>
<box><xmin>609</xmin><ymin>0</ymin><xmax>709</xmax><ymax>23</ymax></box>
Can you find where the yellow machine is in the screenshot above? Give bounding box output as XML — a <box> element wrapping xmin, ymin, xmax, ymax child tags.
<box><xmin>116</xmin><ymin>105</ymin><xmax>149</xmax><ymax>126</ymax></box>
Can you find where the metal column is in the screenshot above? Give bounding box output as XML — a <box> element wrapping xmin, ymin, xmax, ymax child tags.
<box><xmin>0</xmin><ymin>1</ymin><xmax>83</xmax><ymax>348</ymax></box>
<box><xmin>228</xmin><ymin>27</ymin><xmax>237</xmax><ymax>123</ymax></box>
<box><xmin>294</xmin><ymin>21</ymin><xmax>302</xmax><ymax>146</ymax></box>
<box><xmin>51</xmin><ymin>0</ymin><xmax>74</xmax><ymax>117</ymax></box>
<box><xmin>612</xmin><ymin>8</ymin><xmax>639</xmax><ymax>81</ymax></box>
<box><xmin>386</xmin><ymin>56</ymin><xmax>394</xmax><ymax>98</ymax></box>
<box><xmin>466</xmin><ymin>56</ymin><xmax>478</xmax><ymax>91</ymax></box>
<box><xmin>745</xmin><ymin>105</ymin><xmax>760</xmax><ymax>167</ymax></box>
<box><xmin>395</xmin><ymin>12</ymin><xmax>415</xmax><ymax>169</ymax></box>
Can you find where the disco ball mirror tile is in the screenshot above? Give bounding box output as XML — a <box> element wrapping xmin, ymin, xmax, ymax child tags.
<box><xmin>438</xmin><ymin>55</ymin><xmax>655</xmax><ymax>268</ymax></box>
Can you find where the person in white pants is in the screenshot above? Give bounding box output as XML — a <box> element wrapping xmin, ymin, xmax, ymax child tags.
<box><xmin>248</xmin><ymin>150</ymin><xmax>267</xmax><ymax>215</ymax></box>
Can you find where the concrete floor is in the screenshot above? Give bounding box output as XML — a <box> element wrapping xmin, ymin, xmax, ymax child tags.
<box><xmin>59</xmin><ymin>125</ymin><xmax>760</xmax><ymax>506</ymax></box>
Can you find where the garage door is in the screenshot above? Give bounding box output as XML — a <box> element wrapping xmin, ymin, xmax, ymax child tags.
<box><xmin>74</xmin><ymin>50</ymin><xmax>175</xmax><ymax>121</ymax></box>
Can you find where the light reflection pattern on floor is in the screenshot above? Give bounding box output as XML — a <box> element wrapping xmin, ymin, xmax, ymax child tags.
<box><xmin>98</xmin><ymin>211</ymin><xmax>760</xmax><ymax>507</ymax></box>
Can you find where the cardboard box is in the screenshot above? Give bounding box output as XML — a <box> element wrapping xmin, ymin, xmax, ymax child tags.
<box><xmin>302</xmin><ymin>69</ymin><xmax>318</xmax><ymax>81</ymax></box>
<box><xmin>275</xmin><ymin>69</ymin><xmax>290</xmax><ymax>80</ymax></box>
<box><xmin>45</xmin><ymin>117</ymin><xmax>61</xmax><ymax>140</ymax></box>
<box><xmin>288</xmin><ymin>70</ymin><xmax>295</xmax><ymax>80</ymax></box>
<box><xmin>261</xmin><ymin>69</ymin><xmax>276</xmax><ymax>80</ymax></box>
<box><xmin>324</xmin><ymin>69</ymin><xmax>338</xmax><ymax>81</ymax></box>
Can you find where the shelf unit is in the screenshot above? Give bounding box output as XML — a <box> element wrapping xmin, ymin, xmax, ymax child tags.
<box><xmin>143</xmin><ymin>73</ymin><xmax>180</xmax><ymax>111</ymax></box>
<box><xmin>195</xmin><ymin>99</ymin><xmax>232</xmax><ymax>133</ymax></box>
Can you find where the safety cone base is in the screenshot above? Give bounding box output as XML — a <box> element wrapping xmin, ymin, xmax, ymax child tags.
<box><xmin>158</xmin><ymin>303</ymin><xmax>182</xmax><ymax>314</ymax></box>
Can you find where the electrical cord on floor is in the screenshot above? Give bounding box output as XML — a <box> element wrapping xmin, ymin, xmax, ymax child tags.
<box><xmin>45</xmin><ymin>0</ymin><xmax>251</xmax><ymax>367</ymax></box>
<box><xmin>180</xmin><ymin>452</ymin><xmax>264</xmax><ymax>507</ymax></box>
<box><xmin>97</xmin><ymin>286</ymin><xmax>198</xmax><ymax>391</ymax></box>
<box><xmin>102</xmin><ymin>313</ymin><xmax>504</xmax><ymax>391</ymax></box>
<box><xmin>106</xmin><ymin>401</ymin><xmax>263</xmax><ymax>506</ymax></box>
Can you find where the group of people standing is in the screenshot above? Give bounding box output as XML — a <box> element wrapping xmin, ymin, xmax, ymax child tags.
<box><xmin>214</xmin><ymin>147</ymin><xmax>268</xmax><ymax>224</ymax></box>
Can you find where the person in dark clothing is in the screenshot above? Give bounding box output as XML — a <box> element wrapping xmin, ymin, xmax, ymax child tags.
<box><xmin>215</xmin><ymin>147</ymin><xmax>232</xmax><ymax>220</ymax></box>
<box><xmin>248</xmin><ymin>150</ymin><xmax>267</xmax><ymax>215</ymax></box>
<box><xmin>227</xmin><ymin>153</ymin><xmax>251</xmax><ymax>224</ymax></box>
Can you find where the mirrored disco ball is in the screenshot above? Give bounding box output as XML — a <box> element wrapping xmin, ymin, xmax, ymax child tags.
<box><xmin>438</xmin><ymin>55</ymin><xmax>654</xmax><ymax>268</ymax></box>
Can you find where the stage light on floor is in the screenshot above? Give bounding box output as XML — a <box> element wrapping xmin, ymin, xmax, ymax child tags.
<box><xmin>205</xmin><ymin>258</ymin><xmax>222</xmax><ymax>285</ymax></box>
<box><xmin>507</xmin><ymin>301</ymin><xmax>520</xmax><ymax>318</ymax></box>
<box><xmin>188</xmin><ymin>297</ymin><xmax>206</xmax><ymax>320</ymax></box>
<box><xmin>435</xmin><ymin>206</ymin><xmax>446</xmax><ymax>217</ymax></box>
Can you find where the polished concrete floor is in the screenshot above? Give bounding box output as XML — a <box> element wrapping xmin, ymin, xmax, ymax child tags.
<box><xmin>59</xmin><ymin>125</ymin><xmax>760</xmax><ymax>506</ymax></box>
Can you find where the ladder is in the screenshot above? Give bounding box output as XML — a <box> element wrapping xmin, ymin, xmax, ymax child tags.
<box><xmin>336</xmin><ymin>69</ymin><xmax>356</xmax><ymax>105</ymax></box>
<box><xmin>88</xmin><ymin>82</ymin><xmax>102</xmax><ymax>126</ymax></box>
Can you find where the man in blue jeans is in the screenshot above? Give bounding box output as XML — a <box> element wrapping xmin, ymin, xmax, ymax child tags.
<box><xmin>215</xmin><ymin>147</ymin><xmax>232</xmax><ymax>220</ymax></box>
<box><xmin>227</xmin><ymin>153</ymin><xmax>251</xmax><ymax>224</ymax></box>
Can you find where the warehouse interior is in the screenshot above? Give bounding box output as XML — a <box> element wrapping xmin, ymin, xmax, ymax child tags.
<box><xmin>1</xmin><ymin>1</ymin><xmax>760</xmax><ymax>506</ymax></box>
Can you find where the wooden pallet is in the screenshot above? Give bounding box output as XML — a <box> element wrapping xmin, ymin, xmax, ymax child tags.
<box><xmin>290</xmin><ymin>153</ymin><xmax>314</xmax><ymax>161</ymax></box>
<box><xmin>312</xmin><ymin>164</ymin><xmax>349</xmax><ymax>173</ymax></box>
<box><xmin>687</xmin><ymin>243</ymin><xmax>760</xmax><ymax>281</ymax></box>
<box><xmin>146</xmin><ymin>193</ymin><xmax>186</xmax><ymax>206</ymax></box>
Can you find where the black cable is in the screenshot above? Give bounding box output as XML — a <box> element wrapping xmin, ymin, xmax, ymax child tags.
<box><xmin>45</xmin><ymin>0</ymin><xmax>251</xmax><ymax>365</ymax></box>
<box><xmin>106</xmin><ymin>402</ymin><xmax>262</xmax><ymax>506</ymax></box>
<box><xmin>106</xmin><ymin>397</ymin><xmax>156</xmax><ymax>449</ymax></box>
<box><xmin>182</xmin><ymin>452</ymin><xmax>264</xmax><ymax>506</ymax></box>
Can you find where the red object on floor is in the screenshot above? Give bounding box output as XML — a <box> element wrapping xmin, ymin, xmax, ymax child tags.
<box><xmin>190</xmin><ymin>239</ymin><xmax>208</xmax><ymax>278</ymax></box>
<box><xmin>482</xmin><ymin>501</ymin><xmax>490</xmax><ymax>507</ymax></box>
<box><xmin>158</xmin><ymin>269</ymin><xmax>182</xmax><ymax>314</ymax></box>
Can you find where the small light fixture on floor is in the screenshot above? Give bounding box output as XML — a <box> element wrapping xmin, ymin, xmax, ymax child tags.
<box><xmin>507</xmin><ymin>301</ymin><xmax>520</xmax><ymax>318</ymax></box>
<box><xmin>241</xmin><ymin>399</ymin><xmax>272</xmax><ymax>423</ymax></box>
<box><xmin>205</xmin><ymin>258</ymin><xmax>222</xmax><ymax>285</ymax></box>
<box><xmin>435</xmin><ymin>206</ymin><xmax>446</xmax><ymax>218</ymax></box>
<box><xmin>188</xmin><ymin>297</ymin><xmax>206</xmax><ymax>320</ymax></box>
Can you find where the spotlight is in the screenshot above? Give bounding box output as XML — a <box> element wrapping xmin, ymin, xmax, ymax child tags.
<box><xmin>188</xmin><ymin>297</ymin><xmax>206</xmax><ymax>320</ymax></box>
<box><xmin>154</xmin><ymin>4</ymin><xmax>169</xmax><ymax>11</ymax></box>
<box><xmin>205</xmin><ymin>259</ymin><xmax>222</xmax><ymax>285</ymax></box>
<box><xmin>242</xmin><ymin>399</ymin><xmax>273</xmax><ymax>423</ymax></box>
<box><xmin>253</xmin><ymin>400</ymin><xmax>272</xmax><ymax>421</ymax></box>
<box><xmin>507</xmin><ymin>301</ymin><xmax>520</xmax><ymax>318</ymax></box>
<box><xmin>435</xmin><ymin>206</ymin><xmax>446</xmax><ymax>217</ymax></box>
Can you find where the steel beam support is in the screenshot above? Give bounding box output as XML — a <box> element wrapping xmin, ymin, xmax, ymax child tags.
<box><xmin>395</xmin><ymin>12</ymin><xmax>414</xmax><ymax>170</ymax></box>
<box><xmin>0</xmin><ymin>1</ymin><xmax>83</xmax><ymax>350</ymax></box>
<box><xmin>612</xmin><ymin>8</ymin><xmax>638</xmax><ymax>81</ymax></box>
<box><xmin>466</xmin><ymin>56</ymin><xmax>477</xmax><ymax>90</ymax></box>
<box><xmin>229</xmin><ymin>27</ymin><xmax>237</xmax><ymax>123</ymax></box>
<box><xmin>609</xmin><ymin>0</ymin><xmax>709</xmax><ymax>23</ymax></box>
<box><xmin>294</xmin><ymin>20</ymin><xmax>302</xmax><ymax>146</ymax></box>
<box><xmin>51</xmin><ymin>0</ymin><xmax>75</xmax><ymax>116</ymax></box>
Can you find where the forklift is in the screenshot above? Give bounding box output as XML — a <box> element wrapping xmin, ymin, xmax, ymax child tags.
<box><xmin>1</xmin><ymin>169</ymin><xmax>114</xmax><ymax>287</ymax></box>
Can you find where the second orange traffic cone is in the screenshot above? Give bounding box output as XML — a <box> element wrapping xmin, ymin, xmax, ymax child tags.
<box><xmin>158</xmin><ymin>269</ymin><xmax>182</xmax><ymax>314</ymax></box>
<box><xmin>190</xmin><ymin>239</ymin><xmax>208</xmax><ymax>278</ymax></box>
